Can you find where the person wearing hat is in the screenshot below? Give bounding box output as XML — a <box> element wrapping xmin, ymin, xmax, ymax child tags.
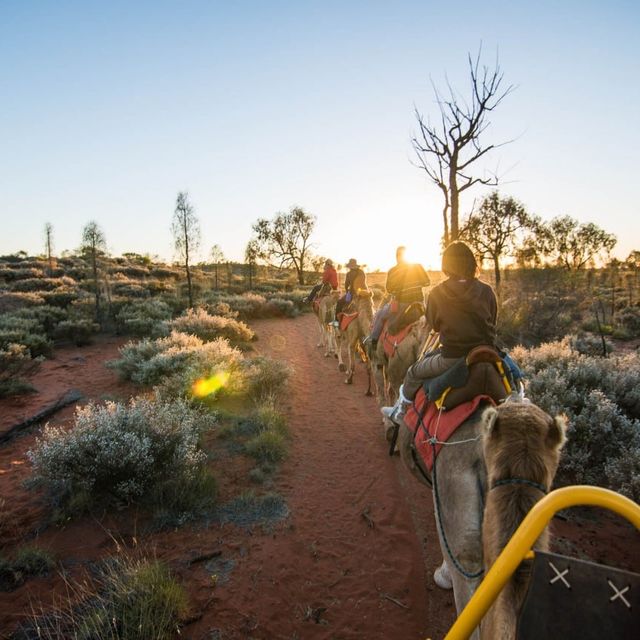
<box><xmin>382</xmin><ymin>241</ymin><xmax>497</xmax><ymax>424</ymax></box>
<box><xmin>333</xmin><ymin>258</ymin><xmax>368</xmax><ymax>324</ymax></box>
<box><xmin>304</xmin><ymin>258</ymin><xmax>339</xmax><ymax>304</ymax></box>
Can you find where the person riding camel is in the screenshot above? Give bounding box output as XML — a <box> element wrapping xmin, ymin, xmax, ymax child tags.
<box><xmin>366</xmin><ymin>246</ymin><xmax>430</xmax><ymax>352</ymax></box>
<box><xmin>304</xmin><ymin>258</ymin><xmax>338</xmax><ymax>303</ymax></box>
<box><xmin>382</xmin><ymin>241</ymin><xmax>497</xmax><ymax>424</ymax></box>
<box><xmin>333</xmin><ymin>258</ymin><xmax>368</xmax><ymax>325</ymax></box>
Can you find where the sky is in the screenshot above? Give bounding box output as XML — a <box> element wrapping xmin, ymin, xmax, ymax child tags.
<box><xmin>1</xmin><ymin>0</ymin><xmax>639</xmax><ymax>271</ymax></box>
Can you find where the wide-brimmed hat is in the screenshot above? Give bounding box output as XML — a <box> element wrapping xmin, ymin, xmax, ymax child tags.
<box><xmin>325</xmin><ymin>258</ymin><xmax>333</xmax><ymax>267</ymax></box>
<box><xmin>346</xmin><ymin>258</ymin><xmax>359</xmax><ymax>269</ymax></box>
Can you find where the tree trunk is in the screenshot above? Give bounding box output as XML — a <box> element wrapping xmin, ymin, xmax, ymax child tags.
<box><xmin>449</xmin><ymin>157</ymin><xmax>459</xmax><ymax>242</ymax></box>
<box><xmin>297</xmin><ymin>267</ymin><xmax>305</xmax><ymax>286</ymax></box>
<box><xmin>493</xmin><ymin>255</ymin><xmax>501</xmax><ymax>298</ymax></box>
<box><xmin>186</xmin><ymin>261</ymin><xmax>193</xmax><ymax>308</ymax></box>
<box><xmin>91</xmin><ymin>249</ymin><xmax>100</xmax><ymax>321</ymax></box>
<box><xmin>214</xmin><ymin>264</ymin><xmax>218</xmax><ymax>290</ymax></box>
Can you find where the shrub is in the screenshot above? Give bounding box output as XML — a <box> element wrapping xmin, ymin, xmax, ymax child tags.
<box><xmin>513</xmin><ymin>339</ymin><xmax>640</xmax><ymax>500</ymax></box>
<box><xmin>0</xmin><ymin>291</ymin><xmax>45</xmax><ymax>313</ymax></box>
<box><xmin>28</xmin><ymin>395</ymin><xmax>213</xmax><ymax>511</ymax></box>
<box><xmin>109</xmin><ymin>331</ymin><xmax>243</xmax><ymax>390</ymax></box>
<box><xmin>168</xmin><ymin>307</ymin><xmax>254</xmax><ymax>343</ymax></box>
<box><xmin>12</xmin><ymin>305</ymin><xmax>68</xmax><ymax>336</ymax></box>
<box><xmin>0</xmin><ymin>343</ymin><xmax>40</xmax><ymax>398</ymax></box>
<box><xmin>41</xmin><ymin>286</ymin><xmax>79</xmax><ymax>307</ymax></box>
<box><xmin>619</xmin><ymin>305</ymin><xmax>640</xmax><ymax>337</ymax></box>
<box><xmin>116</xmin><ymin>299</ymin><xmax>172</xmax><ymax>337</ymax></box>
<box><xmin>0</xmin><ymin>546</ymin><xmax>54</xmax><ymax>590</ymax></box>
<box><xmin>240</xmin><ymin>356</ymin><xmax>291</xmax><ymax>404</ymax></box>
<box><xmin>245</xmin><ymin>430</ymin><xmax>287</xmax><ymax>463</ymax></box>
<box><xmin>53</xmin><ymin>319</ymin><xmax>100</xmax><ymax>346</ymax></box>
<box><xmin>10</xmin><ymin>276</ymin><xmax>76</xmax><ymax>292</ymax></box>
<box><xmin>0</xmin><ymin>328</ymin><xmax>52</xmax><ymax>358</ymax></box>
<box><xmin>22</xmin><ymin>555</ymin><xmax>188</xmax><ymax>639</ymax></box>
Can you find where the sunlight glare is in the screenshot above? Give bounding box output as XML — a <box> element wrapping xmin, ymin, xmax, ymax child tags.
<box><xmin>192</xmin><ymin>371</ymin><xmax>230</xmax><ymax>398</ymax></box>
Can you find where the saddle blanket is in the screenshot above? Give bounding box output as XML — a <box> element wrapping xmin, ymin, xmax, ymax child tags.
<box><xmin>339</xmin><ymin>312</ymin><xmax>359</xmax><ymax>332</ymax></box>
<box><xmin>381</xmin><ymin>323</ymin><xmax>414</xmax><ymax>358</ymax></box>
<box><xmin>404</xmin><ymin>389</ymin><xmax>494</xmax><ymax>472</ymax></box>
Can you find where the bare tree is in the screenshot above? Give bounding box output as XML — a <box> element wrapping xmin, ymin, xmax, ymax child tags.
<box><xmin>251</xmin><ymin>206</ymin><xmax>315</xmax><ymax>285</ymax></box>
<box><xmin>244</xmin><ymin>240</ymin><xmax>260</xmax><ymax>290</ymax></box>
<box><xmin>210</xmin><ymin>244</ymin><xmax>225</xmax><ymax>290</ymax></box>
<box><xmin>44</xmin><ymin>222</ymin><xmax>54</xmax><ymax>276</ymax></box>
<box><xmin>412</xmin><ymin>49</ymin><xmax>515</xmax><ymax>244</ymax></box>
<box><xmin>81</xmin><ymin>221</ymin><xmax>107</xmax><ymax>321</ymax></box>
<box><xmin>171</xmin><ymin>191</ymin><xmax>201</xmax><ymax>308</ymax></box>
<box><xmin>459</xmin><ymin>191</ymin><xmax>534</xmax><ymax>294</ymax></box>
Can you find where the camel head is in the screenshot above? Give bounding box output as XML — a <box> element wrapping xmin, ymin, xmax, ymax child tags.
<box><xmin>481</xmin><ymin>403</ymin><xmax>568</xmax><ymax>492</ymax></box>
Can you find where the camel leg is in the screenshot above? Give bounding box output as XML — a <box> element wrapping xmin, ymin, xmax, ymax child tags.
<box><xmin>432</xmin><ymin>464</ymin><xmax>484</xmax><ymax>638</ymax></box>
<box><xmin>345</xmin><ymin>342</ymin><xmax>355</xmax><ymax>384</ymax></box>
<box><xmin>336</xmin><ymin>331</ymin><xmax>346</xmax><ymax>372</ymax></box>
<box><xmin>364</xmin><ymin>356</ymin><xmax>374</xmax><ymax>396</ymax></box>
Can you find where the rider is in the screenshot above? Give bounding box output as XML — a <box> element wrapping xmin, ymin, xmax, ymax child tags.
<box><xmin>366</xmin><ymin>246</ymin><xmax>430</xmax><ymax>352</ymax></box>
<box><xmin>382</xmin><ymin>241</ymin><xmax>497</xmax><ymax>424</ymax></box>
<box><xmin>333</xmin><ymin>258</ymin><xmax>368</xmax><ymax>325</ymax></box>
<box><xmin>304</xmin><ymin>258</ymin><xmax>338</xmax><ymax>303</ymax></box>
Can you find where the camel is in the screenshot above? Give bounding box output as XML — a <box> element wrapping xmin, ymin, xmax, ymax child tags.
<box><xmin>397</xmin><ymin>398</ymin><xmax>567</xmax><ymax>640</ymax></box>
<box><xmin>335</xmin><ymin>294</ymin><xmax>374</xmax><ymax>394</ymax></box>
<box><xmin>371</xmin><ymin>304</ymin><xmax>429</xmax><ymax>439</ymax></box>
<box><xmin>480</xmin><ymin>403</ymin><xmax>567</xmax><ymax>640</ymax></box>
<box><xmin>312</xmin><ymin>284</ymin><xmax>339</xmax><ymax>358</ymax></box>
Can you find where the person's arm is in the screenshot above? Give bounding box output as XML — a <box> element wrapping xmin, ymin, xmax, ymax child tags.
<box><xmin>329</xmin><ymin>268</ymin><xmax>338</xmax><ymax>290</ymax></box>
<box><xmin>424</xmin><ymin>290</ymin><xmax>440</xmax><ymax>332</ymax></box>
<box><xmin>416</xmin><ymin>263</ymin><xmax>431</xmax><ymax>287</ymax></box>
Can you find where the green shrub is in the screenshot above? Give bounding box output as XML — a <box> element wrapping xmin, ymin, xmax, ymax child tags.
<box><xmin>240</xmin><ymin>356</ymin><xmax>291</xmax><ymax>404</ymax></box>
<box><xmin>0</xmin><ymin>343</ymin><xmax>40</xmax><ymax>398</ymax></box>
<box><xmin>28</xmin><ymin>395</ymin><xmax>214</xmax><ymax>512</ymax></box>
<box><xmin>10</xmin><ymin>276</ymin><xmax>76</xmax><ymax>292</ymax></box>
<box><xmin>41</xmin><ymin>286</ymin><xmax>79</xmax><ymax>307</ymax></box>
<box><xmin>513</xmin><ymin>339</ymin><xmax>640</xmax><ymax>500</ymax></box>
<box><xmin>116</xmin><ymin>299</ymin><xmax>172</xmax><ymax>337</ymax></box>
<box><xmin>22</xmin><ymin>555</ymin><xmax>188</xmax><ymax>639</ymax></box>
<box><xmin>53</xmin><ymin>319</ymin><xmax>100</xmax><ymax>346</ymax></box>
<box><xmin>0</xmin><ymin>546</ymin><xmax>55</xmax><ymax>590</ymax></box>
<box><xmin>0</xmin><ymin>328</ymin><xmax>52</xmax><ymax>357</ymax></box>
<box><xmin>0</xmin><ymin>291</ymin><xmax>45</xmax><ymax>313</ymax></box>
<box><xmin>168</xmin><ymin>307</ymin><xmax>254</xmax><ymax>344</ymax></box>
<box><xmin>619</xmin><ymin>305</ymin><xmax>640</xmax><ymax>337</ymax></box>
<box><xmin>245</xmin><ymin>430</ymin><xmax>287</xmax><ymax>464</ymax></box>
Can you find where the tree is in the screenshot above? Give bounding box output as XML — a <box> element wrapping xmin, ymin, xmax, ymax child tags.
<box><xmin>459</xmin><ymin>191</ymin><xmax>533</xmax><ymax>293</ymax></box>
<box><xmin>544</xmin><ymin>216</ymin><xmax>616</xmax><ymax>270</ymax></box>
<box><xmin>44</xmin><ymin>222</ymin><xmax>54</xmax><ymax>276</ymax></box>
<box><xmin>81</xmin><ymin>221</ymin><xmax>107</xmax><ymax>321</ymax></box>
<box><xmin>210</xmin><ymin>244</ymin><xmax>225</xmax><ymax>290</ymax></box>
<box><xmin>251</xmin><ymin>206</ymin><xmax>316</xmax><ymax>285</ymax></box>
<box><xmin>244</xmin><ymin>240</ymin><xmax>260</xmax><ymax>290</ymax></box>
<box><xmin>412</xmin><ymin>49</ymin><xmax>515</xmax><ymax>245</ymax></box>
<box><xmin>171</xmin><ymin>191</ymin><xmax>201</xmax><ymax>308</ymax></box>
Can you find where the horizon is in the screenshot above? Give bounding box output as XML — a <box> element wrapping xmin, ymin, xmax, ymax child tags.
<box><xmin>1</xmin><ymin>1</ymin><xmax>639</xmax><ymax>270</ymax></box>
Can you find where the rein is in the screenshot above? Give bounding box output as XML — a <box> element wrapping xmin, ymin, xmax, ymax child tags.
<box><xmin>491</xmin><ymin>478</ymin><xmax>548</xmax><ymax>494</ymax></box>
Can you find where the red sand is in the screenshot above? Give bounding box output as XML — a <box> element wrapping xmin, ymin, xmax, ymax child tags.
<box><xmin>0</xmin><ymin>317</ymin><xmax>637</xmax><ymax>639</ymax></box>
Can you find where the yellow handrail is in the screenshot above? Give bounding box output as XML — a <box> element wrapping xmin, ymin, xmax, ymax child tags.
<box><xmin>443</xmin><ymin>485</ymin><xmax>640</xmax><ymax>640</ymax></box>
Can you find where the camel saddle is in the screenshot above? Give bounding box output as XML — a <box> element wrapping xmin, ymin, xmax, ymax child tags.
<box><xmin>338</xmin><ymin>311</ymin><xmax>359</xmax><ymax>331</ymax></box>
<box><xmin>403</xmin><ymin>346</ymin><xmax>513</xmax><ymax>472</ymax></box>
<box><xmin>381</xmin><ymin>302</ymin><xmax>424</xmax><ymax>358</ymax></box>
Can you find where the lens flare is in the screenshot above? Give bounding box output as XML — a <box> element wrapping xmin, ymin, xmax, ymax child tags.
<box><xmin>192</xmin><ymin>371</ymin><xmax>230</xmax><ymax>398</ymax></box>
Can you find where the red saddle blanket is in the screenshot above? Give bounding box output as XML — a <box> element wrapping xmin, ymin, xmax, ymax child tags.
<box><xmin>381</xmin><ymin>323</ymin><xmax>414</xmax><ymax>358</ymax></box>
<box><xmin>404</xmin><ymin>389</ymin><xmax>494</xmax><ymax>472</ymax></box>
<box><xmin>339</xmin><ymin>312</ymin><xmax>359</xmax><ymax>332</ymax></box>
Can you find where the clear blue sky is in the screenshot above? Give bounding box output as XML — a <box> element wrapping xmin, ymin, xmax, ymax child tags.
<box><xmin>1</xmin><ymin>0</ymin><xmax>639</xmax><ymax>270</ymax></box>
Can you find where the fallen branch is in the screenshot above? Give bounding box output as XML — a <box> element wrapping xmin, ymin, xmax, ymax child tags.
<box><xmin>188</xmin><ymin>550</ymin><xmax>222</xmax><ymax>566</ymax></box>
<box><xmin>0</xmin><ymin>389</ymin><xmax>83</xmax><ymax>445</ymax></box>
<box><xmin>380</xmin><ymin>593</ymin><xmax>409</xmax><ymax>609</ymax></box>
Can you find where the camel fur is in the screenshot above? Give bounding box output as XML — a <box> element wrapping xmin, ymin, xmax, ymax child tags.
<box><xmin>313</xmin><ymin>287</ymin><xmax>339</xmax><ymax>358</ymax></box>
<box><xmin>397</xmin><ymin>400</ymin><xmax>567</xmax><ymax>640</ymax></box>
<box><xmin>336</xmin><ymin>294</ymin><xmax>374</xmax><ymax>394</ymax></box>
<box><xmin>480</xmin><ymin>403</ymin><xmax>567</xmax><ymax>640</ymax></box>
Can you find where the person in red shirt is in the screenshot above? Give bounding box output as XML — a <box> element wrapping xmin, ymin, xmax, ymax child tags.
<box><xmin>304</xmin><ymin>259</ymin><xmax>338</xmax><ymax>303</ymax></box>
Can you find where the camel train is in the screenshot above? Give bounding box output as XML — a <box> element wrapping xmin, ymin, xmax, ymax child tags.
<box><xmin>306</xmin><ymin>252</ymin><xmax>591</xmax><ymax>639</ymax></box>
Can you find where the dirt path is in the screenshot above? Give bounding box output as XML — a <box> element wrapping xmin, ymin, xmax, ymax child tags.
<box><xmin>202</xmin><ymin>314</ymin><xmax>453</xmax><ymax>639</ymax></box>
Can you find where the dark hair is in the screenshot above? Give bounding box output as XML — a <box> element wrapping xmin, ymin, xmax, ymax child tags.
<box><xmin>442</xmin><ymin>242</ymin><xmax>477</xmax><ymax>279</ymax></box>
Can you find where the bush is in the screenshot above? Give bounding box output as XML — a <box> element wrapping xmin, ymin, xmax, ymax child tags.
<box><xmin>10</xmin><ymin>276</ymin><xmax>76</xmax><ymax>292</ymax></box>
<box><xmin>513</xmin><ymin>339</ymin><xmax>640</xmax><ymax>500</ymax></box>
<box><xmin>245</xmin><ymin>430</ymin><xmax>287</xmax><ymax>464</ymax></box>
<box><xmin>0</xmin><ymin>328</ymin><xmax>52</xmax><ymax>358</ymax></box>
<box><xmin>240</xmin><ymin>356</ymin><xmax>291</xmax><ymax>404</ymax></box>
<box><xmin>0</xmin><ymin>546</ymin><xmax>54</xmax><ymax>590</ymax></box>
<box><xmin>0</xmin><ymin>291</ymin><xmax>45</xmax><ymax>313</ymax></box>
<box><xmin>168</xmin><ymin>307</ymin><xmax>254</xmax><ymax>344</ymax></box>
<box><xmin>41</xmin><ymin>286</ymin><xmax>79</xmax><ymax>307</ymax></box>
<box><xmin>12</xmin><ymin>305</ymin><xmax>68</xmax><ymax>336</ymax></box>
<box><xmin>22</xmin><ymin>555</ymin><xmax>188</xmax><ymax>640</ymax></box>
<box><xmin>54</xmin><ymin>319</ymin><xmax>100</xmax><ymax>346</ymax></box>
<box><xmin>116</xmin><ymin>299</ymin><xmax>172</xmax><ymax>337</ymax></box>
<box><xmin>0</xmin><ymin>343</ymin><xmax>40</xmax><ymax>398</ymax></box>
<box><xmin>28</xmin><ymin>395</ymin><xmax>213</xmax><ymax>512</ymax></box>
<box><xmin>619</xmin><ymin>305</ymin><xmax>640</xmax><ymax>337</ymax></box>
<box><xmin>109</xmin><ymin>331</ymin><xmax>243</xmax><ymax>390</ymax></box>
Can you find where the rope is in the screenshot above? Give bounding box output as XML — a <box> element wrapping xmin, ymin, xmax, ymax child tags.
<box><xmin>491</xmin><ymin>477</ymin><xmax>548</xmax><ymax>494</ymax></box>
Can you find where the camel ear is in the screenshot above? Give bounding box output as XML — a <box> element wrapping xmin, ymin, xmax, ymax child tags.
<box><xmin>481</xmin><ymin>406</ymin><xmax>499</xmax><ymax>438</ymax></box>
<box><xmin>546</xmin><ymin>415</ymin><xmax>568</xmax><ymax>450</ymax></box>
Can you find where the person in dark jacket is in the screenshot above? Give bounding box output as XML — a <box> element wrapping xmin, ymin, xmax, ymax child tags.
<box><xmin>382</xmin><ymin>241</ymin><xmax>497</xmax><ymax>424</ymax></box>
<box><xmin>333</xmin><ymin>258</ymin><xmax>368</xmax><ymax>324</ymax></box>
<box><xmin>367</xmin><ymin>246</ymin><xmax>430</xmax><ymax>350</ymax></box>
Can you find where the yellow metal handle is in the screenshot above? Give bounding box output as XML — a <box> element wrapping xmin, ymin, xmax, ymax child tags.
<box><xmin>443</xmin><ymin>486</ymin><xmax>640</xmax><ymax>640</ymax></box>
